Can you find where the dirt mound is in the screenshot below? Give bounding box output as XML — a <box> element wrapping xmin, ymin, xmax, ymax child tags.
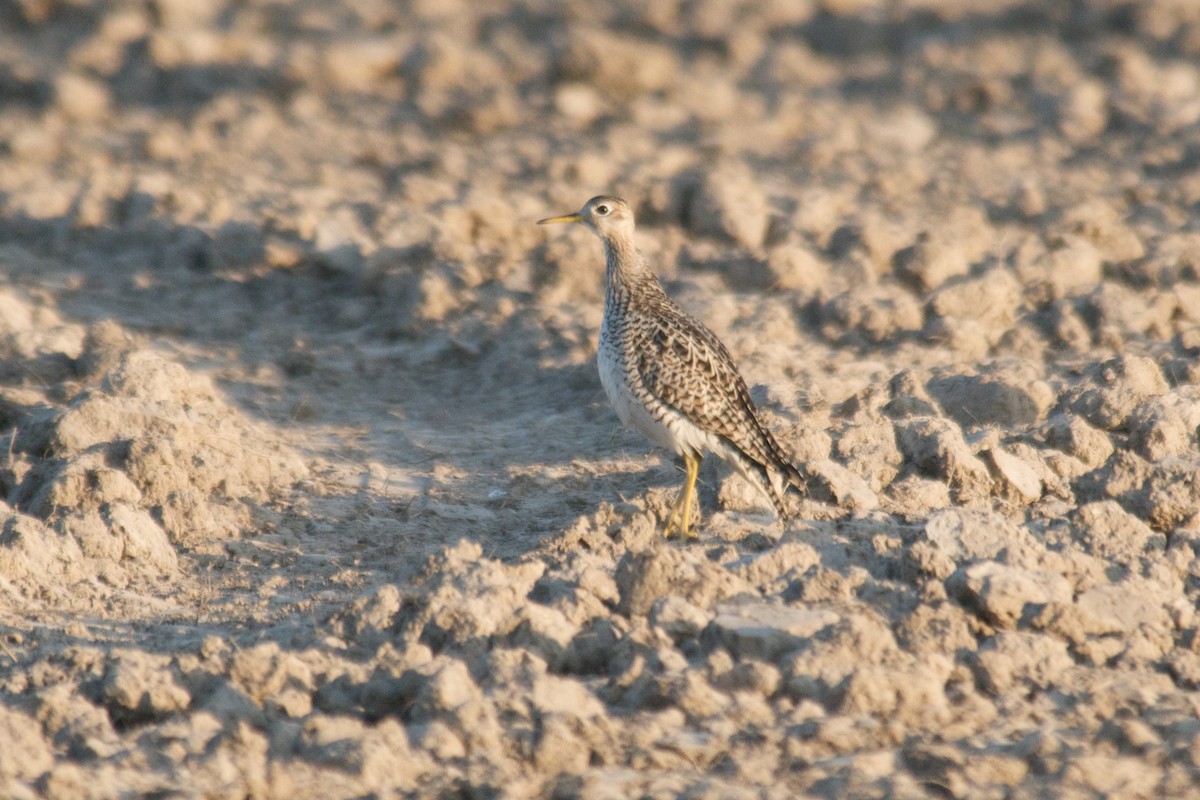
<box><xmin>0</xmin><ymin>291</ymin><xmax>306</xmax><ymax>607</ymax></box>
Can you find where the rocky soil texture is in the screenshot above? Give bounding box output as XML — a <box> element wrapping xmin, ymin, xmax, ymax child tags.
<box><xmin>2</xmin><ymin>0</ymin><xmax>1200</xmax><ymax>797</ymax></box>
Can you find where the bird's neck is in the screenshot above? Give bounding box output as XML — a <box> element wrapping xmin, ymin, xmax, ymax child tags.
<box><xmin>603</xmin><ymin>236</ymin><xmax>662</xmax><ymax>306</ymax></box>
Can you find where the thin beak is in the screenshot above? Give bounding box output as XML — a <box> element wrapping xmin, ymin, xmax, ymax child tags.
<box><xmin>537</xmin><ymin>213</ymin><xmax>582</xmax><ymax>225</ymax></box>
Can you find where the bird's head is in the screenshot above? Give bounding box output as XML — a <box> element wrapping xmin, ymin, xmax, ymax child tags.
<box><xmin>538</xmin><ymin>195</ymin><xmax>634</xmax><ymax>240</ymax></box>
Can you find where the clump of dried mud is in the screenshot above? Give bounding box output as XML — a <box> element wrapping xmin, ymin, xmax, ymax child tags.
<box><xmin>2</xmin><ymin>0</ymin><xmax>1200</xmax><ymax>797</ymax></box>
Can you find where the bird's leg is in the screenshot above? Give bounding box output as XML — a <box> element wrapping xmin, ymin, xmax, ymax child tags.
<box><xmin>664</xmin><ymin>452</ymin><xmax>701</xmax><ymax>539</ymax></box>
<box><xmin>680</xmin><ymin>452</ymin><xmax>701</xmax><ymax>538</ymax></box>
<box><xmin>662</xmin><ymin>473</ymin><xmax>687</xmax><ymax>537</ymax></box>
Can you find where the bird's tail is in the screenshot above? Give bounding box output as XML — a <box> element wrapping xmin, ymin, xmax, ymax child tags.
<box><xmin>764</xmin><ymin>458</ymin><xmax>806</xmax><ymax>521</ymax></box>
<box><xmin>721</xmin><ymin>425</ymin><xmax>806</xmax><ymax>521</ymax></box>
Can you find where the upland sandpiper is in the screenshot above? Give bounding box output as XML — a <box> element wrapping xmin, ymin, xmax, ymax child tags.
<box><xmin>539</xmin><ymin>195</ymin><xmax>805</xmax><ymax>538</ymax></box>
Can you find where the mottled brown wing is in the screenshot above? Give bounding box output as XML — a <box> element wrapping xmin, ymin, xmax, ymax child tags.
<box><xmin>627</xmin><ymin>301</ymin><xmax>790</xmax><ymax>475</ymax></box>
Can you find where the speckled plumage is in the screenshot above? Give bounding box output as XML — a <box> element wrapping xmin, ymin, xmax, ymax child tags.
<box><xmin>540</xmin><ymin>195</ymin><xmax>804</xmax><ymax>536</ymax></box>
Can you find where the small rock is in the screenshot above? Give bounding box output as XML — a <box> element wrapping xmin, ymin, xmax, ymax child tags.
<box><xmin>152</xmin><ymin>0</ymin><xmax>222</xmax><ymax>28</ymax></box>
<box><xmin>947</xmin><ymin>561</ymin><xmax>1073</xmax><ymax>628</ymax></box>
<box><xmin>324</xmin><ymin>37</ymin><xmax>404</xmax><ymax>92</ymax></box>
<box><xmin>902</xmin><ymin>740</ymin><xmax>968</xmax><ymax>789</ymax></box>
<box><xmin>1057</xmin><ymin>355</ymin><xmax>1169</xmax><ymax>432</ymax></box>
<box><xmin>1133</xmin><ymin>458</ymin><xmax>1200</xmax><ymax>530</ymax></box>
<box><xmin>330</xmin><ymin>584</ymin><xmax>402</xmax><ymax>641</ymax></box>
<box><xmin>983</xmin><ymin>447</ymin><xmax>1043</xmax><ymax>504</ymax></box>
<box><xmin>868</xmin><ymin>105</ymin><xmax>938</xmax><ymax>153</ymax></box>
<box><xmin>311</xmin><ymin>673</ymin><xmax>363</xmax><ymax>717</ymax></box>
<box><xmin>62</xmin><ymin>511</ymin><xmax>122</xmax><ymax>563</ymax></box>
<box><xmin>894</xmin><ymin>417</ymin><xmax>993</xmax><ymax>500</ymax></box>
<box><xmin>804</xmin><ymin>458</ymin><xmax>880</xmax><ymax>511</ymax></box>
<box><xmin>0</xmin><ymin>705</ymin><xmax>53</xmax><ymax>782</ymax></box>
<box><xmin>34</xmin><ymin>682</ymin><xmax>120</xmax><ymax>761</ymax></box>
<box><xmin>616</xmin><ymin>544</ymin><xmax>749</xmax><ymax>617</ymax></box>
<box><xmin>973</xmin><ymin>632</ymin><xmax>1073</xmax><ymax>694</ymax></box>
<box><xmin>1058</xmin><ymin>80</ymin><xmax>1109</xmax><ymax>143</ymax></box>
<box><xmin>558</xmin><ymin>28</ymin><xmax>678</xmax><ymax>102</ymax></box>
<box><xmin>886</xmin><ymin>474</ymin><xmax>953</xmax><ymax>517</ymax></box>
<box><xmin>534</xmin><ymin>714</ymin><xmax>593</xmax><ymax>775</ymax></box>
<box><xmin>415</xmin><ymin>541</ymin><xmax>545</xmax><ymax>649</ymax></box>
<box><xmin>713</xmin><ymin>660</ymin><xmax>783</xmax><ymax>697</ymax></box>
<box><xmin>229</xmin><ymin>642</ymin><xmax>314</xmax><ymax>718</ymax></box>
<box><xmin>76</xmin><ymin>319</ymin><xmax>133</xmax><ymax>378</ymax></box>
<box><xmin>1127</xmin><ymin>389</ymin><xmax>1200</xmax><ymax>461</ymax></box>
<box><xmin>821</xmin><ymin>285</ymin><xmax>925</xmax><ymax>344</ymax></box>
<box><xmin>391</xmin><ymin>266</ymin><xmax>464</xmax><ymax>334</ymax></box>
<box><xmin>1042</xmin><ymin>413</ymin><xmax>1115</xmax><ymax>467</ymax></box>
<box><xmin>1081</xmin><ymin>284</ymin><xmax>1169</xmax><ymax>340</ymax></box>
<box><xmin>730</xmin><ymin>542</ymin><xmax>820</xmax><ymax>592</ymax></box>
<box><xmin>895</xmin><ymin>602</ymin><xmax>977</xmax><ymax>656</ymax></box>
<box><xmin>838</xmin><ymin>654</ymin><xmax>953</xmax><ymax>721</ymax></box>
<box><xmin>1070</xmin><ymin>501</ymin><xmax>1158</xmax><ymax>562</ymax></box>
<box><xmin>1074</xmin><ymin>579</ymin><xmax>1174</xmax><ymax>636</ymax></box>
<box><xmin>1165</xmin><ymin>651</ymin><xmax>1200</xmax><ymax>690</ymax></box>
<box><xmin>783</xmin><ymin>613</ymin><xmax>901</xmax><ymax>708</ymax></box>
<box><xmin>106</xmin><ymin>503</ymin><xmax>178</xmax><ymax>574</ymax></box>
<box><xmin>885</xmin><ymin>369</ymin><xmax>939</xmax><ymax>419</ymax></box>
<box><xmin>1178</xmin><ymin>287</ymin><xmax>1200</xmax><ymax>324</ymax></box>
<box><xmin>664</xmin><ymin>671</ymin><xmax>729</xmax><ymax>720</ymax></box>
<box><xmin>832</xmin><ymin>418</ymin><xmax>903</xmax><ymax>491</ymax></box>
<box><xmin>313</xmin><ymin>207</ymin><xmax>369</xmax><ymax>274</ymax></box>
<box><xmin>927</xmin><ymin>267</ymin><xmax>1023</xmax><ymax>341</ymax></box>
<box><xmin>766</xmin><ymin>237</ymin><xmax>831</xmax><ymax>292</ymax></box>
<box><xmin>407</xmin><ymin>658</ymin><xmax>480</xmax><ymax>720</ymax></box>
<box><xmin>996</xmin><ymin>320</ymin><xmax>1049</xmax><ymax>362</ymax></box>
<box><xmin>925</xmin><ymin>363</ymin><xmax>1052</xmax><ymax>429</ymax></box>
<box><xmin>650</xmin><ymin>594</ymin><xmax>714</xmax><ymax>642</ymax></box>
<box><xmin>704</xmin><ymin>601</ymin><xmax>840</xmax><ymax>660</ymax></box>
<box><xmin>893</xmin><ymin>207</ymin><xmax>992</xmax><ymax>293</ymax></box>
<box><xmin>407</xmin><ymin>720</ymin><xmax>467</xmax><ymax>760</ymax></box>
<box><xmin>195</xmin><ymin>682</ymin><xmax>266</xmax><ymax>727</ymax></box>
<box><xmin>55</xmin><ymin>72</ymin><xmax>111</xmax><ymax>121</ymax></box>
<box><xmin>1043</xmin><ymin>298</ymin><xmax>1094</xmax><ymax>350</ymax></box>
<box><xmin>563</xmin><ymin>617</ymin><xmax>622</xmax><ymax>675</ymax></box>
<box><xmin>531</xmin><ymin>552</ymin><xmax>620</xmax><ymax>627</ymax></box>
<box><xmin>508</xmin><ymin>603</ymin><xmax>579</xmax><ymax>669</ymax></box>
<box><xmin>926</xmin><ymin>316</ymin><xmax>993</xmax><ymax>359</ymax></box>
<box><xmin>0</xmin><ymin>512</ymin><xmax>88</xmax><ymax>590</ymax></box>
<box><xmin>687</xmin><ymin>161</ymin><xmax>771</xmax><ymax>249</ymax></box>
<box><xmin>1009</xmin><ymin>179</ymin><xmax>1047</xmax><ymax>219</ymax></box>
<box><xmin>100</xmin><ymin>651</ymin><xmax>191</xmax><ymax>724</ymax></box>
<box><xmin>922</xmin><ymin>508</ymin><xmax>1041</xmax><ymax>566</ymax></box>
<box><xmin>553</xmin><ymin>82</ymin><xmax>605</xmax><ymax>125</ymax></box>
<box><xmin>1061</xmin><ymin>198</ymin><xmax>1147</xmax><ymax>265</ymax></box>
<box><xmin>1019</xmin><ymin>235</ymin><xmax>1103</xmax><ymax>301</ymax></box>
<box><xmin>529</xmin><ymin>672</ymin><xmax>606</xmax><ymax>718</ymax></box>
<box><xmin>307</xmin><ymin>716</ymin><xmax>425</xmax><ymax>789</ymax></box>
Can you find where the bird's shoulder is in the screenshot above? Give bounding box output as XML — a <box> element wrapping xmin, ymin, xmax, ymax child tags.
<box><xmin>623</xmin><ymin>295</ymin><xmax>752</xmax><ymax>411</ymax></box>
<box><xmin>630</xmin><ymin>295</ymin><xmax>736</xmax><ymax>367</ymax></box>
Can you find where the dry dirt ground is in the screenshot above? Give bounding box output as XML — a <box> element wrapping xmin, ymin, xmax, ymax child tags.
<box><xmin>2</xmin><ymin>0</ymin><xmax>1200</xmax><ymax>797</ymax></box>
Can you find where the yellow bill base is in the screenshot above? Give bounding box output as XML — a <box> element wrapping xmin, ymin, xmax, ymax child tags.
<box><xmin>537</xmin><ymin>213</ymin><xmax>582</xmax><ymax>225</ymax></box>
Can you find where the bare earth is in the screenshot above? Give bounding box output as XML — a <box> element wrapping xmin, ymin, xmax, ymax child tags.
<box><xmin>2</xmin><ymin>1</ymin><xmax>1200</xmax><ymax>797</ymax></box>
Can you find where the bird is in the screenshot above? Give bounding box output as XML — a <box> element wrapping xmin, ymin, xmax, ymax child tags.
<box><xmin>538</xmin><ymin>195</ymin><xmax>805</xmax><ymax>538</ymax></box>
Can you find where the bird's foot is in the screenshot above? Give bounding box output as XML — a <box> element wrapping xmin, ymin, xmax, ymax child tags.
<box><xmin>661</xmin><ymin>491</ymin><xmax>698</xmax><ymax>540</ymax></box>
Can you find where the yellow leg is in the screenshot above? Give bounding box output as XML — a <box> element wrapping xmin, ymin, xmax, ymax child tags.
<box><xmin>664</xmin><ymin>453</ymin><xmax>701</xmax><ymax>539</ymax></box>
<box><xmin>663</xmin><ymin>491</ymin><xmax>685</xmax><ymax>535</ymax></box>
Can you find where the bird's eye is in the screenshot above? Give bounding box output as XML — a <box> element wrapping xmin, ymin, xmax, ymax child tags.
<box><xmin>595</xmin><ymin>204</ymin><xmax>610</xmax><ymax>216</ymax></box>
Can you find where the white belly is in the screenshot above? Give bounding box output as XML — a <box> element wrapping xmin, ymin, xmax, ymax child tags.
<box><xmin>597</xmin><ymin>331</ymin><xmax>726</xmax><ymax>459</ymax></box>
<box><xmin>597</xmin><ymin>336</ymin><xmax>675</xmax><ymax>452</ymax></box>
